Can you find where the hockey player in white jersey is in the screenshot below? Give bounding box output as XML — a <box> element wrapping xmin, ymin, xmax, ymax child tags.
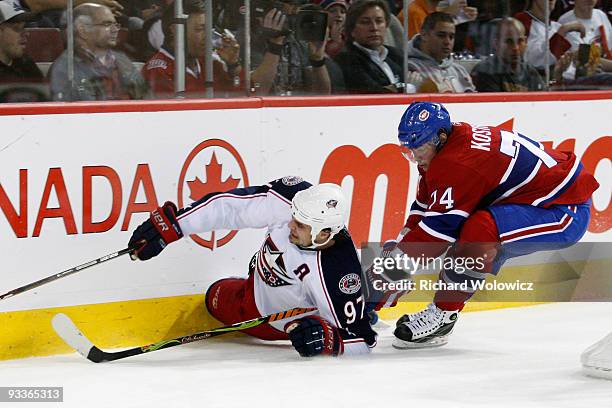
<box><xmin>128</xmin><ymin>177</ymin><xmax>377</xmax><ymax>357</ymax></box>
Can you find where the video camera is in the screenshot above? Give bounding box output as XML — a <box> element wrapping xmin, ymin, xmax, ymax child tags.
<box><xmin>222</xmin><ymin>0</ymin><xmax>328</xmax><ymax>42</ymax></box>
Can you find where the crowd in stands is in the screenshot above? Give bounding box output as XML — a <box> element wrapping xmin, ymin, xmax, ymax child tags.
<box><xmin>0</xmin><ymin>0</ymin><xmax>611</xmax><ymax>102</ymax></box>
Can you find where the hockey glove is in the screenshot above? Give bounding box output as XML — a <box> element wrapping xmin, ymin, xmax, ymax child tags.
<box><xmin>284</xmin><ymin>316</ymin><xmax>343</xmax><ymax>357</ymax></box>
<box><xmin>364</xmin><ymin>240</ymin><xmax>413</xmax><ymax>313</ymax></box>
<box><xmin>128</xmin><ymin>201</ymin><xmax>183</xmax><ymax>261</ymax></box>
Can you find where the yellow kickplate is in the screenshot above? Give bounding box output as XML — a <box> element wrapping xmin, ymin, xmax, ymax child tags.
<box><xmin>0</xmin><ymin>294</ymin><xmax>220</xmax><ymax>361</ymax></box>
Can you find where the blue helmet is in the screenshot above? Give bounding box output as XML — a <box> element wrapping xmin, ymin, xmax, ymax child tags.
<box><xmin>397</xmin><ymin>102</ymin><xmax>452</xmax><ymax>149</ymax></box>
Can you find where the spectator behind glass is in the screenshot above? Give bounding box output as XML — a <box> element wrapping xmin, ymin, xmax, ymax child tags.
<box><xmin>142</xmin><ymin>0</ymin><xmax>243</xmax><ymax>99</ymax></box>
<box><xmin>471</xmin><ymin>17</ymin><xmax>545</xmax><ymax>91</ymax></box>
<box><xmin>553</xmin><ymin>0</ymin><xmax>612</xmax><ymax>87</ymax></box>
<box><xmin>48</xmin><ymin>3</ymin><xmax>148</xmax><ymax>101</ymax></box>
<box><xmin>313</xmin><ymin>0</ymin><xmax>348</xmax><ymax>58</ymax></box>
<box><xmin>0</xmin><ymin>0</ymin><xmax>46</xmax><ymax>102</ymax></box>
<box><xmin>514</xmin><ymin>0</ymin><xmax>586</xmax><ymax>72</ymax></box>
<box><xmin>249</xmin><ymin>1</ymin><xmax>331</xmax><ymax>96</ymax></box>
<box><xmin>334</xmin><ymin>0</ymin><xmax>406</xmax><ymax>93</ymax></box>
<box><xmin>407</xmin><ymin>11</ymin><xmax>476</xmax><ymax>92</ymax></box>
<box><xmin>558</xmin><ymin>0</ymin><xmax>612</xmax><ymax>59</ymax></box>
<box><xmin>300</xmin><ymin>2</ymin><xmax>346</xmax><ymax>94</ymax></box>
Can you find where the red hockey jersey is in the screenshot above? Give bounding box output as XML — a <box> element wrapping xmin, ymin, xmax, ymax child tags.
<box><xmin>402</xmin><ymin>122</ymin><xmax>599</xmax><ymax>246</ymax></box>
<box><xmin>142</xmin><ymin>48</ymin><xmax>242</xmax><ymax>99</ymax></box>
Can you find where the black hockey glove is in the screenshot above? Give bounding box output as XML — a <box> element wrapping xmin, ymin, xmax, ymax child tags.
<box><xmin>128</xmin><ymin>201</ymin><xmax>183</xmax><ymax>261</ymax></box>
<box><xmin>284</xmin><ymin>316</ymin><xmax>343</xmax><ymax>357</ymax></box>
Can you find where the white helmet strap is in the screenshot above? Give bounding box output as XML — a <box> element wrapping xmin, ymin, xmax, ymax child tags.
<box><xmin>304</xmin><ymin>227</ymin><xmax>334</xmax><ymax>249</ymax></box>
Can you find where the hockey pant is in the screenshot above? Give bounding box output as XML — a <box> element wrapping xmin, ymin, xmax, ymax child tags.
<box><xmin>434</xmin><ymin>200</ymin><xmax>592</xmax><ymax>311</ymax></box>
<box><xmin>205</xmin><ymin>272</ymin><xmax>288</xmax><ymax>341</ymax></box>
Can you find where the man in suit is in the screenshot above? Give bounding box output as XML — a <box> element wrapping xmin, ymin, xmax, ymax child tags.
<box><xmin>334</xmin><ymin>0</ymin><xmax>405</xmax><ymax>93</ymax></box>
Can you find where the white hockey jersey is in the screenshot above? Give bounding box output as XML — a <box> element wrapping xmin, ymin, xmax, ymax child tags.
<box><xmin>176</xmin><ymin>176</ymin><xmax>377</xmax><ymax>355</ymax></box>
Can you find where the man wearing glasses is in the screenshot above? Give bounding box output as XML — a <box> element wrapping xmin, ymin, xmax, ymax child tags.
<box><xmin>49</xmin><ymin>3</ymin><xmax>148</xmax><ymax>101</ymax></box>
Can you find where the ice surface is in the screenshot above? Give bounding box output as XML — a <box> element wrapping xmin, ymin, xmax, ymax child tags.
<box><xmin>1</xmin><ymin>303</ymin><xmax>611</xmax><ymax>408</ymax></box>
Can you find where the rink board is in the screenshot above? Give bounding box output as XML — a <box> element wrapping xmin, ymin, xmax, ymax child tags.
<box><xmin>1</xmin><ymin>92</ymin><xmax>611</xmax><ymax>360</ymax></box>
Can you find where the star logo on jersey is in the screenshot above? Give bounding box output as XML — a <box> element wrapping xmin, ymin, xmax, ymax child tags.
<box><xmin>256</xmin><ymin>235</ymin><xmax>292</xmax><ymax>287</ymax></box>
<box><xmin>178</xmin><ymin>139</ymin><xmax>249</xmax><ymax>251</ymax></box>
<box><xmin>326</xmin><ymin>199</ymin><xmax>338</xmax><ymax>209</ymax></box>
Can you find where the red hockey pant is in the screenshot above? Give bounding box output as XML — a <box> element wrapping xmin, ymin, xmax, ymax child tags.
<box><xmin>205</xmin><ymin>273</ymin><xmax>288</xmax><ymax>341</ymax></box>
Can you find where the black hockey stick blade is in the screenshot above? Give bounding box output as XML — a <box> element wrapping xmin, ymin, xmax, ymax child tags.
<box><xmin>52</xmin><ymin>307</ymin><xmax>316</xmax><ymax>363</ymax></box>
<box><xmin>0</xmin><ymin>248</ymin><xmax>133</xmax><ymax>301</ymax></box>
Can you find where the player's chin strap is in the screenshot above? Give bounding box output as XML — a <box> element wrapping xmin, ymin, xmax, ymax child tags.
<box><xmin>298</xmin><ymin>234</ymin><xmax>334</xmax><ymax>250</ymax></box>
<box><xmin>302</xmin><ymin>228</ymin><xmax>339</xmax><ymax>250</ymax></box>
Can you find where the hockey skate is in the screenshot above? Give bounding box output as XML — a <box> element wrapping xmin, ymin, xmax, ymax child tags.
<box><xmin>581</xmin><ymin>332</ymin><xmax>612</xmax><ymax>380</ymax></box>
<box><xmin>393</xmin><ymin>303</ymin><xmax>458</xmax><ymax>349</ymax></box>
<box><xmin>395</xmin><ymin>302</ymin><xmax>438</xmax><ymax>327</ymax></box>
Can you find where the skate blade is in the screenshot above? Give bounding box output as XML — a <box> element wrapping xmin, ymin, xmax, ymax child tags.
<box><xmin>582</xmin><ymin>365</ymin><xmax>612</xmax><ymax>380</ymax></box>
<box><xmin>392</xmin><ymin>335</ymin><xmax>449</xmax><ymax>350</ymax></box>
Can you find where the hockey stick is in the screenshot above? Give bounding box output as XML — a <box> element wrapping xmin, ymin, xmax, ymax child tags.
<box><xmin>52</xmin><ymin>307</ymin><xmax>316</xmax><ymax>363</ymax></box>
<box><xmin>0</xmin><ymin>247</ymin><xmax>133</xmax><ymax>301</ymax></box>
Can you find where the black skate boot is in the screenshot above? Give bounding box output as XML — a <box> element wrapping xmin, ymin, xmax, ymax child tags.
<box><xmin>393</xmin><ymin>303</ymin><xmax>458</xmax><ymax>349</ymax></box>
<box><xmin>395</xmin><ymin>302</ymin><xmax>437</xmax><ymax>327</ymax></box>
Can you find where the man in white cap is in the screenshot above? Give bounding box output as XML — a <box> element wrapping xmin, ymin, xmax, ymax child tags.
<box><xmin>0</xmin><ymin>0</ymin><xmax>43</xmax><ymax>91</ymax></box>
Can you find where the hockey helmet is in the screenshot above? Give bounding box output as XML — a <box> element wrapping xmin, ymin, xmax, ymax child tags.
<box><xmin>291</xmin><ymin>183</ymin><xmax>349</xmax><ymax>248</ymax></box>
<box><xmin>397</xmin><ymin>102</ymin><xmax>452</xmax><ymax>152</ymax></box>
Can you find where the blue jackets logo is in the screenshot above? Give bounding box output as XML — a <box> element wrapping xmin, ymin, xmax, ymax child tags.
<box><xmin>339</xmin><ymin>273</ymin><xmax>361</xmax><ymax>294</ymax></box>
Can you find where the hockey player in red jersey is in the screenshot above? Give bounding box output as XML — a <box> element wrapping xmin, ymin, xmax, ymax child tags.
<box><xmin>128</xmin><ymin>178</ymin><xmax>377</xmax><ymax>357</ymax></box>
<box><xmin>390</xmin><ymin>101</ymin><xmax>599</xmax><ymax>349</ymax></box>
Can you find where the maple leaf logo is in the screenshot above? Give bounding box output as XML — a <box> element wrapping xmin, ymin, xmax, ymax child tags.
<box><xmin>186</xmin><ymin>152</ymin><xmax>241</xmax><ymax>201</ymax></box>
